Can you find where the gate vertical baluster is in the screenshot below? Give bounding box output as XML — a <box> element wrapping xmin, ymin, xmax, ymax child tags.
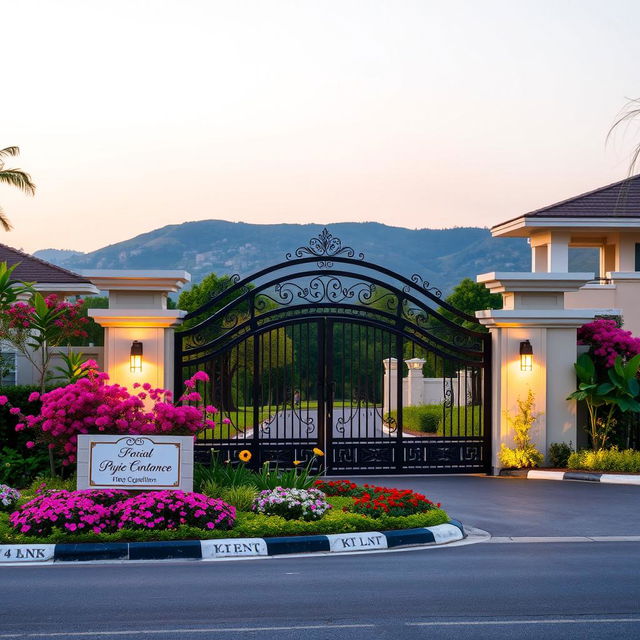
<box><xmin>251</xmin><ymin>296</ymin><xmax>260</xmax><ymax>468</ymax></box>
<box><xmin>395</xmin><ymin>299</ymin><xmax>404</xmax><ymax>473</ymax></box>
<box><xmin>317</xmin><ymin>319</ymin><xmax>326</xmax><ymax>473</ymax></box>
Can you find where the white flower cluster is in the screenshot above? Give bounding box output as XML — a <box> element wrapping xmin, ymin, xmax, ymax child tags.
<box><xmin>252</xmin><ymin>487</ymin><xmax>331</xmax><ymax>521</ymax></box>
<box><xmin>0</xmin><ymin>484</ymin><xmax>20</xmax><ymax>510</ymax></box>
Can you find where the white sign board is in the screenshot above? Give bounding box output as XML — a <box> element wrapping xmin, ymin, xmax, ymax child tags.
<box><xmin>77</xmin><ymin>435</ymin><xmax>193</xmax><ymax>491</ymax></box>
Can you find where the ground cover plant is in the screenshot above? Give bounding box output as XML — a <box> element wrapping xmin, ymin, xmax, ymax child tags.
<box><xmin>251</xmin><ymin>487</ymin><xmax>331</xmax><ymax>521</ymax></box>
<box><xmin>567</xmin><ymin>447</ymin><xmax>640</xmax><ymax>473</ymax></box>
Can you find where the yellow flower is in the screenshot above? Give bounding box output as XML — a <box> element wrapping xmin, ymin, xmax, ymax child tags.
<box><xmin>313</xmin><ymin>447</ymin><xmax>324</xmax><ymax>457</ymax></box>
<box><xmin>293</xmin><ymin>460</ymin><xmax>302</xmax><ymax>466</ymax></box>
<box><xmin>239</xmin><ymin>449</ymin><xmax>252</xmax><ymax>463</ymax></box>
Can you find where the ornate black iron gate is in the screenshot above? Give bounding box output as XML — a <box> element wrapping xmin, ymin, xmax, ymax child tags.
<box><xmin>174</xmin><ymin>230</ymin><xmax>492</xmax><ymax>475</ymax></box>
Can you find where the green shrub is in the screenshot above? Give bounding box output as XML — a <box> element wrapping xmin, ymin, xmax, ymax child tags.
<box><xmin>219</xmin><ymin>485</ymin><xmax>257</xmax><ymax>511</ymax></box>
<box><xmin>387</xmin><ymin>405</ymin><xmax>441</xmax><ymax>433</ymax></box>
<box><xmin>27</xmin><ymin>474</ymin><xmax>77</xmax><ymax>494</ymax></box>
<box><xmin>568</xmin><ymin>447</ymin><xmax>640</xmax><ymax>473</ymax></box>
<box><xmin>548</xmin><ymin>442</ymin><xmax>573</xmax><ymax>468</ymax></box>
<box><xmin>499</xmin><ymin>390</ymin><xmax>544</xmax><ymax>469</ymax></box>
<box><xmin>0</xmin><ymin>447</ymin><xmax>49</xmax><ymax>488</ymax></box>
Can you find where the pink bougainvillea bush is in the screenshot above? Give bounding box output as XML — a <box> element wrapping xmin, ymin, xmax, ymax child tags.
<box><xmin>112</xmin><ymin>490</ymin><xmax>235</xmax><ymax>531</ymax></box>
<box><xmin>9</xmin><ymin>489</ymin><xmax>235</xmax><ymax>536</ymax></box>
<box><xmin>8</xmin><ymin>365</ymin><xmax>221</xmax><ymax>467</ymax></box>
<box><xmin>578</xmin><ymin>318</ymin><xmax>640</xmax><ymax>369</ymax></box>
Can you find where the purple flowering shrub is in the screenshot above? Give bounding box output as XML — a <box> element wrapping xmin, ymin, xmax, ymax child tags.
<box><xmin>578</xmin><ymin>318</ymin><xmax>640</xmax><ymax>369</ymax></box>
<box><xmin>112</xmin><ymin>491</ymin><xmax>235</xmax><ymax>531</ymax></box>
<box><xmin>9</xmin><ymin>489</ymin><xmax>235</xmax><ymax>536</ymax></box>
<box><xmin>0</xmin><ymin>484</ymin><xmax>20</xmax><ymax>512</ymax></box>
<box><xmin>252</xmin><ymin>487</ymin><xmax>331</xmax><ymax>521</ymax></box>
<box><xmin>6</xmin><ymin>366</ymin><xmax>221</xmax><ymax>467</ymax></box>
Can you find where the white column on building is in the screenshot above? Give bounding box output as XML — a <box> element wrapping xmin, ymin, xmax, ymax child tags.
<box><xmin>476</xmin><ymin>272</ymin><xmax>617</xmax><ymax>473</ymax></box>
<box><xmin>85</xmin><ymin>270</ymin><xmax>190</xmax><ymax>392</ymax></box>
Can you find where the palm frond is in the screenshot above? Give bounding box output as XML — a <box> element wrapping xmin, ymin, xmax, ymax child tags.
<box><xmin>607</xmin><ymin>98</ymin><xmax>640</xmax><ymax>176</ymax></box>
<box><xmin>0</xmin><ymin>169</ymin><xmax>36</xmax><ymax>195</ymax></box>
<box><xmin>0</xmin><ymin>147</ymin><xmax>20</xmax><ymax>160</ymax></box>
<box><xmin>0</xmin><ymin>205</ymin><xmax>13</xmax><ymax>232</ymax></box>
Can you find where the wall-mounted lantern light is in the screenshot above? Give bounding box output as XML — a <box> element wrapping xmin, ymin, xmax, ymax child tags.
<box><xmin>519</xmin><ymin>340</ymin><xmax>533</xmax><ymax>371</ymax></box>
<box><xmin>130</xmin><ymin>341</ymin><xmax>143</xmax><ymax>373</ymax></box>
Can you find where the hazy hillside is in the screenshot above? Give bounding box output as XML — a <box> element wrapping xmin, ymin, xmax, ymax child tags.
<box><xmin>35</xmin><ymin>220</ymin><xmax>538</xmax><ymax>295</ymax></box>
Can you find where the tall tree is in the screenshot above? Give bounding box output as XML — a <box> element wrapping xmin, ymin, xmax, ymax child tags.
<box><xmin>0</xmin><ymin>147</ymin><xmax>36</xmax><ymax>231</ymax></box>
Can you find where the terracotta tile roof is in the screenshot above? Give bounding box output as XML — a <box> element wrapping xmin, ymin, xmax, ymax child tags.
<box><xmin>0</xmin><ymin>243</ymin><xmax>92</xmax><ymax>284</ymax></box>
<box><xmin>522</xmin><ymin>174</ymin><xmax>640</xmax><ymax>218</ymax></box>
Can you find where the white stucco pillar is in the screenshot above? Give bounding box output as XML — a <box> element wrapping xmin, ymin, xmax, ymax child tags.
<box><xmin>85</xmin><ymin>271</ymin><xmax>190</xmax><ymax>392</ymax></box>
<box><xmin>382</xmin><ymin>357</ymin><xmax>399</xmax><ymax>414</ymax></box>
<box><xmin>476</xmin><ymin>272</ymin><xmax>618</xmax><ymax>473</ymax></box>
<box><xmin>405</xmin><ymin>358</ymin><xmax>425</xmax><ymax>406</ymax></box>
<box><xmin>547</xmin><ymin>232</ymin><xmax>570</xmax><ymax>272</ymax></box>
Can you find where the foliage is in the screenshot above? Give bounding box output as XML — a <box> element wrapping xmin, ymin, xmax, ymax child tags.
<box><xmin>351</xmin><ymin>485</ymin><xmax>439</xmax><ymax>518</ymax></box>
<box><xmin>49</xmin><ymin>351</ymin><xmax>92</xmax><ymax>384</ymax></box>
<box><xmin>568</xmin><ymin>447</ymin><xmax>640</xmax><ymax>473</ymax></box>
<box><xmin>498</xmin><ymin>390</ymin><xmax>544</xmax><ymax>468</ymax></box>
<box><xmin>0</xmin><ymin>262</ymin><xmax>33</xmax><ymax>309</ymax></box>
<box><xmin>313</xmin><ymin>479</ymin><xmax>365</xmax><ymax>497</ymax></box>
<box><xmin>27</xmin><ymin>475</ymin><xmax>76</xmax><ymax>494</ymax></box>
<box><xmin>65</xmin><ymin>296</ymin><xmax>108</xmax><ymax>347</ymax></box>
<box><xmin>568</xmin><ymin>353</ymin><xmax>640</xmax><ymax>450</ymax></box>
<box><xmin>112</xmin><ymin>491</ymin><xmax>235</xmax><ymax>531</ymax></box>
<box><xmin>253</xmin><ymin>456</ymin><xmax>324</xmax><ymax>491</ymax></box>
<box><xmin>194</xmin><ymin>455</ymin><xmax>259</xmax><ymax>492</ymax></box>
<box><xmin>386</xmin><ymin>405</ymin><xmax>441</xmax><ymax>433</ymax></box>
<box><xmin>0</xmin><ymin>503</ymin><xmax>450</xmax><ymax>544</ymax></box>
<box><xmin>9</xmin><ymin>368</ymin><xmax>218</xmax><ymax>468</ymax></box>
<box><xmin>578</xmin><ymin>318</ymin><xmax>640</xmax><ymax>369</ymax></box>
<box><xmin>0</xmin><ymin>484</ymin><xmax>20</xmax><ymax>512</ymax></box>
<box><xmin>441</xmin><ymin>277</ymin><xmax>502</xmax><ymax>330</ymax></box>
<box><xmin>251</xmin><ymin>487</ymin><xmax>331</xmax><ymax>521</ymax></box>
<box><xmin>195</xmin><ymin>449</ymin><xmax>325</xmax><ymax>492</ymax></box>
<box><xmin>218</xmin><ymin>486</ymin><xmax>257</xmax><ymax>512</ymax></box>
<box><xmin>607</xmin><ymin>97</ymin><xmax>640</xmax><ymax>176</ymax></box>
<box><xmin>0</xmin><ymin>446</ymin><xmax>49</xmax><ymax>486</ymax></box>
<box><xmin>0</xmin><ymin>146</ymin><xmax>36</xmax><ymax>232</ymax></box>
<box><xmin>0</xmin><ymin>291</ymin><xmax>89</xmax><ymax>392</ymax></box>
<box><xmin>548</xmin><ymin>442</ymin><xmax>573</xmax><ymax>468</ymax></box>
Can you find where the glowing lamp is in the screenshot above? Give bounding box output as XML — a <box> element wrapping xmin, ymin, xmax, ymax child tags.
<box><xmin>519</xmin><ymin>340</ymin><xmax>533</xmax><ymax>371</ymax></box>
<box><xmin>130</xmin><ymin>341</ymin><xmax>143</xmax><ymax>373</ymax></box>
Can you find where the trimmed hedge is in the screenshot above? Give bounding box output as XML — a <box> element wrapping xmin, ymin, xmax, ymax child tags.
<box><xmin>568</xmin><ymin>447</ymin><xmax>640</xmax><ymax>473</ymax></box>
<box><xmin>387</xmin><ymin>405</ymin><xmax>441</xmax><ymax>433</ymax></box>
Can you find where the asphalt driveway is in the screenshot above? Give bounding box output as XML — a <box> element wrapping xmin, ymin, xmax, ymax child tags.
<box><xmin>347</xmin><ymin>474</ymin><xmax>640</xmax><ymax>537</ymax></box>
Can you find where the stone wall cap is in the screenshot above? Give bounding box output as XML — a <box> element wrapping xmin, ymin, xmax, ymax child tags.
<box><xmin>82</xmin><ymin>270</ymin><xmax>191</xmax><ymax>293</ymax></box>
<box><xmin>477</xmin><ymin>272</ymin><xmax>595</xmax><ymax>293</ymax></box>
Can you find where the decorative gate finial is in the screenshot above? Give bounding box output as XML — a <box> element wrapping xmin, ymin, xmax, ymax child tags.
<box><xmin>286</xmin><ymin>227</ymin><xmax>365</xmax><ymax>267</ymax></box>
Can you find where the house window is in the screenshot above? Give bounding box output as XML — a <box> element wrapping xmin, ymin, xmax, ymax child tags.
<box><xmin>0</xmin><ymin>351</ymin><xmax>16</xmax><ymax>386</ymax></box>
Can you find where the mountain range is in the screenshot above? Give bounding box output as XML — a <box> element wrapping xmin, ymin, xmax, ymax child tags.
<box><xmin>34</xmin><ymin>220</ymin><xmax>597</xmax><ymax>296</ymax></box>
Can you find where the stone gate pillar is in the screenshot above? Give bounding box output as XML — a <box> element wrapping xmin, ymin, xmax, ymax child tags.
<box><xmin>85</xmin><ymin>270</ymin><xmax>190</xmax><ymax>392</ymax></box>
<box><xmin>476</xmin><ymin>272</ymin><xmax>618</xmax><ymax>474</ymax></box>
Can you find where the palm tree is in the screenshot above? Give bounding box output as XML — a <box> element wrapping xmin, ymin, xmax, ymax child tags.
<box><xmin>0</xmin><ymin>146</ymin><xmax>36</xmax><ymax>231</ymax></box>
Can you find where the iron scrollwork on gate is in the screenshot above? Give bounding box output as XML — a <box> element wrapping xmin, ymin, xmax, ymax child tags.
<box><xmin>175</xmin><ymin>228</ymin><xmax>491</xmax><ymax>475</ymax></box>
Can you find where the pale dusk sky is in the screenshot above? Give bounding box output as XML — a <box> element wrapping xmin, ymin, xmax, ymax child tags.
<box><xmin>2</xmin><ymin>0</ymin><xmax>640</xmax><ymax>254</ymax></box>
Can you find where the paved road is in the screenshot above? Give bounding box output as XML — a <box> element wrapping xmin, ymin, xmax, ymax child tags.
<box><xmin>1</xmin><ymin>477</ymin><xmax>639</xmax><ymax>640</ymax></box>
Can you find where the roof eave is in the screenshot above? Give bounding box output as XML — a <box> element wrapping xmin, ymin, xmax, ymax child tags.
<box><xmin>491</xmin><ymin>216</ymin><xmax>640</xmax><ymax>238</ymax></box>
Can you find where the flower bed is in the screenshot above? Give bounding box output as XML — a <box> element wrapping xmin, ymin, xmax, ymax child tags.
<box><xmin>0</xmin><ymin>482</ymin><xmax>450</xmax><ymax>545</ymax></box>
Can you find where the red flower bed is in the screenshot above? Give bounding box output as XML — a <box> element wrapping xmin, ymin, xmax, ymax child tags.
<box><xmin>313</xmin><ymin>479</ymin><xmax>365</xmax><ymax>497</ymax></box>
<box><xmin>351</xmin><ymin>485</ymin><xmax>440</xmax><ymax>518</ymax></box>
